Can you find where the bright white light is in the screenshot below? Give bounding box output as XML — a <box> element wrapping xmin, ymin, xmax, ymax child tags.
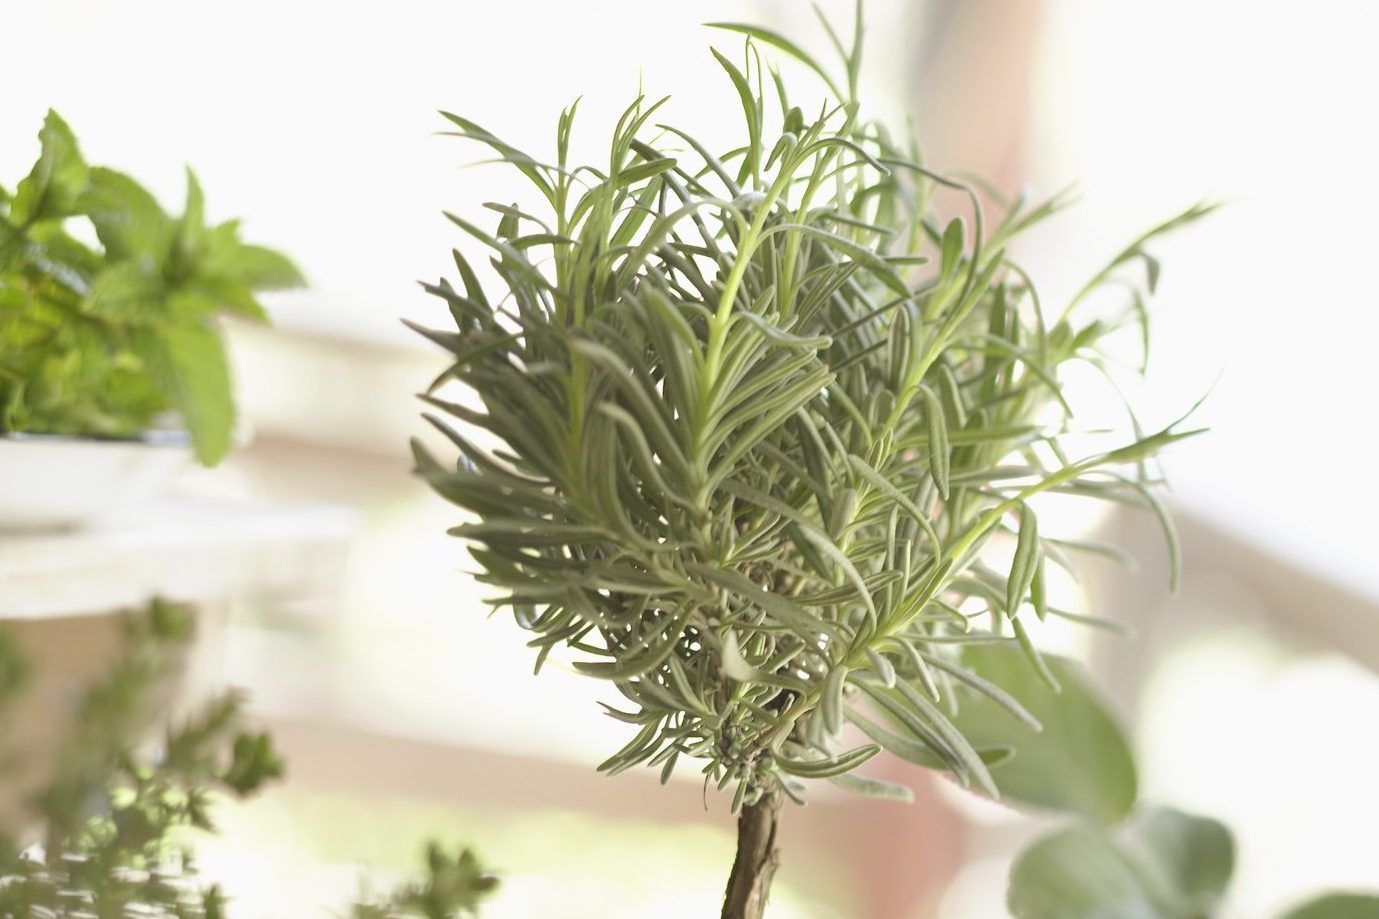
<box><xmin>1028</xmin><ymin>0</ymin><xmax>1379</xmax><ymax>602</ymax></box>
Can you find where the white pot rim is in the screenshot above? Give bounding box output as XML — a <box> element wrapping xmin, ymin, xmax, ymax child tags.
<box><xmin>0</xmin><ymin>429</ymin><xmax>191</xmax><ymax>450</ymax></box>
<box><xmin>0</xmin><ymin>432</ymin><xmax>194</xmax><ymax>531</ymax></box>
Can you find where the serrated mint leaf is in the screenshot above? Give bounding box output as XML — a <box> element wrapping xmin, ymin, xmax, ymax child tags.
<box><xmin>78</xmin><ymin>166</ymin><xmax>175</xmax><ymax>262</ymax></box>
<box><xmin>10</xmin><ymin>110</ymin><xmax>89</xmax><ymax>226</ymax></box>
<box><xmin>133</xmin><ymin>320</ymin><xmax>234</xmax><ymax>464</ymax></box>
<box><xmin>81</xmin><ymin>262</ymin><xmax>164</xmax><ymax>322</ymax></box>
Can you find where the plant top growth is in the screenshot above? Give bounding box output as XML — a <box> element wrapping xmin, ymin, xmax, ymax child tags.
<box><xmin>410</xmin><ymin>4</ymin><xmax>1210</xmax><ymax>915</ymax></box>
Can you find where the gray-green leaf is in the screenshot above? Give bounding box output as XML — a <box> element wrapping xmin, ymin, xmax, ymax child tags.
<box><xmin>1280</xmin><ymin>894</ymin><xmax>1379</xmax><ymax>919</ymax></box>
<box><xmin>948</xmin><ymin>644</ymin><xmax>1137</xmax><ymax>819</ymax></box>
<box><xmin>1007</xmin><ymin>807</ymin><xmax>1235</xmax><ymax>919</ymax></box>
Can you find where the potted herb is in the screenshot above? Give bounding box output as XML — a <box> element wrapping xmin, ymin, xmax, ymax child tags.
<box><xmin>0</xmin><ymin>111</ymin><xmax>302</xmax><ymax>529</ymax></box>
<box><xmin>407</xmin><ymin>4</ymin><xmax>1217</xmax><ymax>916</ymax></box>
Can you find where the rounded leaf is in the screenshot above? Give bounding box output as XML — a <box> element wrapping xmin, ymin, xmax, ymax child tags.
<box><xmin>1008</xmin><ymin>807</ymin><xmax>1234</xmax><ymax>919</ymax></box>
<box><xmin>950</xmin><ymin>643</ymin><xmax>1137</xmax><ymax>819</ymax></box>
<box><xmin>1280</xmin><ymin>893</ymin><xmax>1379</xmax><ymax>919</ymax></box>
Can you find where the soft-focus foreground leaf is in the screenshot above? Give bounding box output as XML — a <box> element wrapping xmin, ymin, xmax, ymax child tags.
<box><xmin>1007</xmin><ymin>807</ymin><xmax>1234</xmax><ymax>919</ymax></box>
<box><xmin>1280</xmin><ymin>894</ymin><xmax>1379</xmax><ymax>919</ymax></box>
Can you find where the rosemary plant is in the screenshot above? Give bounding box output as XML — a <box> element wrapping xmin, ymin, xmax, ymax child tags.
<box><xmin>412</xmin><ymin>6</ymin><xmax>1207</xmax><ymax>916</ymax></box>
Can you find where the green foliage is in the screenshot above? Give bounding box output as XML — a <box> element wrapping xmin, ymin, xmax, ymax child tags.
<box><xmin>1281</xmin><ymin>894</ymin><xmax>1379</xmax><ymax>919</ymax></box>
<box><xmin>1010</xmin><ymin>805</ymin><xmax>1379</xmax><ymax>919</ymax></box>
<box><xmin>1008</xmin><ymin>807</ymin><xmax>1234</xmax><ymax>919</ymax></box>
<box><xmin>0</xmin><ymin>628</ymin><xmax>29</xmax><ymax>702</ymax></box>
<box><xmin>412</xmin><ymin>5</ymin><xmax>1207</xmax><ymax>812</ymax></box>
<box><xmin>0</xmin><ymin>111</ymin><xmax>304</xmax><ymax>464</ymax></box>
<box><xmin>351</xmin><ymin>843</ymin><xmax>499</xmax><ymax>919</ymax></box>
<box><xmin>0</xmin><ymin>599</ymin><xmax>284</xmax><ymax>916</ymax></box>
<box><xmin>943</xmin><ymin>644</ymin><xmax>1137</xmax><ymax>820</ymax></box>
<box><xmin>413</xmin><ymin>9</ymin><xmax>1205</xmax><ymax>812</ymax></box>
<box><xmin>0</xmin><ymin>601</ymin><xmax>496</xmax><ymax>918</ymax></box>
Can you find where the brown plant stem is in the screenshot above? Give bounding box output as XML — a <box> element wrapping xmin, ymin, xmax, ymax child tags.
<box><xmin>721</xmin><ymin>785</ymin><xmax>784</xmax><ymax>919</ymax></box>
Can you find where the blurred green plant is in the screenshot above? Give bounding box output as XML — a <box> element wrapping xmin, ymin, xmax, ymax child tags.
<box><xmin>351</xmin><ymin>843</ymin><xmax>498</xmax><ymax>919</ymax></box>
<box><xmin>1009</xmin><ymin>805</ymin><xmax>1379</xmax><ymax>919</ymax></box>
<box><xmin>0</xmin><ymin>601</ymin><xmax>496</xmax><ymax>917</ymax></box>
<box><xmin>410</xmin><ymin>3</ymin><xmax>1211</xmax><ymax>917</ymax></box>
<box><xmin>0</xmin><ymin>111</ymin><xmax>304</xmax><ymax>464</ymax></box>
<box><xmin>0</xmin><ymin>599</ymin><xmax>283</xmax><ymax>915</ymax></box>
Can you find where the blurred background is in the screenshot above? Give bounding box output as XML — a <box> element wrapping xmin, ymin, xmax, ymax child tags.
<box><xmin>3</xmin><ymin>0</ymin><xmax>1377</xmax><ymax>916</ymax></box>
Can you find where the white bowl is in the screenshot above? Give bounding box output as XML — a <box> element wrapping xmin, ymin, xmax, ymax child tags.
<box><xmin>0</xmin><ymin>432</ymin><xmax>192</xmax><ymax>532</ymax></box>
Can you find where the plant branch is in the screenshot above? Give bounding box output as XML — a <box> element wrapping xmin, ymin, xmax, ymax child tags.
<box><xmin>722</xmin><ymin>786</ymin><xmax>784</xmax><ymax>919</ymax></box>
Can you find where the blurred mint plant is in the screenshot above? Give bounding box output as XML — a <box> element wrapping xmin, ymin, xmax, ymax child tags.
<box><xmin>409</xmin><ymin>3</ymin><xmax>1212</xmax><ymax>916</ymax></box>
<box><xmin>0</xmin><ymin>111</ymin><xmax>303</xmax><ymax>464</ymax></box>
<box><xmin>0</xmin><ymin>601</ymin><xmax>497</xmax><ymax>918</ymax></box>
